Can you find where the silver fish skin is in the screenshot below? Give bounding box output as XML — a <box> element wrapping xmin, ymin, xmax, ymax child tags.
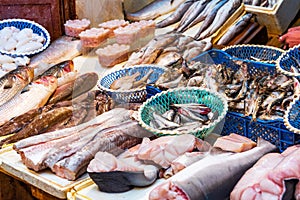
<box><xmin>30</xmin><ymin>36</ymin><xmax>82</xmax><ymax>76</ymax></box>
<box><xmin>217</xmin><ymin>13</ymin><xmax>253</xmax><ymax>45</ymax></box>
<box><xmin>198</xmin><ymin>0</ymin><xmax>242</xmax><ymax>40</ymax></box>
<box><xmin>156</xmin><ymin>0</ymin><xmax>198</xmax><ymax>28</ymax></box>
<box><xmin>125</xmin><ymin>0</ymin><xmax>186</xmax><ymax>21</ymax></box>
<box><xmin>176</xmin><ymin>0</ymin><xmax>210</xmax><ymax>32</ymax></box>
<box><xmin>194</xmin><ymin>0</ymin><xmax>229</xmax><ymax>40</ymax></box>
<box><xmin>186</xmin><ymin>0</ymin><xmax>220</xmax><ymax>31</ymax></box>
<box><xmin>152</xmin><ymin>112</ymin><xmax>180</xmax><ymax>130</ymax></box>
<box><xmin>149</xmin><ymin>138</ymin><xmax>277</xmax><ymax>200</ymax></box>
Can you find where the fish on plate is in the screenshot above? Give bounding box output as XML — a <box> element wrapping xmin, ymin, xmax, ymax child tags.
<box><xmin>149</xmin><ymin>138</ymin><xmax>277</xmax><ymax>200</ymax></box>
<box><xmin>0</xmin><ymin>66</ymin><xmax>34</xmax><ymax>107</ymax></box>
<box><xmin>0</xmin><ymin>75</ymin><xmax>57</xmax><ymax>126</ymax></box>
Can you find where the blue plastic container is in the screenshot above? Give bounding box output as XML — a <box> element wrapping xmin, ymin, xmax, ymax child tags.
<box><xmin>0</xmin><ymin>19</ymin><xmax>50</xmax><ymax>57</ymax></box>
<box><xmin>192</xmin><ymin>49</ymin><xmax>300</xmax><ymax>152</ymax></box>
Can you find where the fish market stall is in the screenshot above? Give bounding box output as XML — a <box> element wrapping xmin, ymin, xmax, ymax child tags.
<box><xmin>0</xmin><ymin>0</ymin><xmax>300</xmax><ymax>200</ymax></box>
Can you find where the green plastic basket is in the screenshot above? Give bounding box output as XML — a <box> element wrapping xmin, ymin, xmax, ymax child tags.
<box><xmin>138</xmin><ymin>87</ymin><xmax>228</xmax><ymax>138</ymax></box>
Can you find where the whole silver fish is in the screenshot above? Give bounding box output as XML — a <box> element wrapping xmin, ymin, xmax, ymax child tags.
<box><xmin>197</xmin><ymin>0</ymin><xmax>242</xmax><ymax>40</ymax></box>
<box><xmin>156</xmin><ymin>0</ymin><xmax>198</xmax><ymax>28</ymax></box>
<box><xmin>176</xmin><ymin>0</ymin><xmax>210</xmax><ymax>32</ymax></box>
<box><xmin>30</xmin><ymin>36</ymin><xmax>82</xmax><ymax>77</ymax></box>
<box><xmin>0</xmin><ymin>66</ymin><xmax>34</xmax><ymax>107</ymax></box>
<box><xmin>125</xmin><ymin>0</ymin><xmax>186</xmax><ymax>21</ymax></box>
<box><xmin>217</xmin><ymin>13</ymin><xmax>253</xmax><ymax>45</ymax></box>
<box><xmin>194</xmin><ymin>0</ymin><xmax>229</xmax><ymax>40</ymax></box>
<box><xmin>149</xmin><ymin>138</ymin><xmax>277</xmax><ymax>200</ymax></box>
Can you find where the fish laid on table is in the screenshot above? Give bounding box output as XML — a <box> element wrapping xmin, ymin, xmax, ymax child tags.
<box><xmin>0</xmin><ymin>66</ymin><xmax>34</xmax><ymax>107</ymax></box>
<box><xmin>0</xmin><ymin>107</ymin><xmax>73</xmax><ymax>147</ymax></box>
<box><xmin>196</xmin><ymin>0</ymin><xmax>242</xmax><ymax>40</ymax></box>
<box><xmin>47</xmin><ymin>72</ymin><xmax>98</xmax><ymax>104</ymax></box>
<box><xmin>217</xmin><ymin>13</ymin><xmax>253</xmax><ymax>45</ymax></box>
<box><xmin>35</xmin><ymin>60</ymin><xmax>74</xmax><ymax>80</ymax></box>
<box><xmin>156</xmin><ymin>0</ymin><xmax>198</xmax><ymax>28</ymax></box>
<box><xmin>194</xmin><ymin>0</ymin><xmax>229</xmax><ymax>39</ymax></box>
<box><xmin>14</xmin><ymin>108</ymin><xmax>153</xmax><ymax>180</ymax></box>
<box><xmin>175</xmin><ymin>0</ymin><xmax>210</xmax><ymax>32</ymax></box>
<box><xmin>0</xmin><ymin>76</ymin><xmax>57</xmax><ymax>126</ymax></box>
<box><xmin>231</xmin><ymin>145</ymin><xmax>300</xmax><ymax>200</ymax></box>
<box><xmin>125</xmin><ymin>0</ymin><xmax>186</xmax><ymax>21</ymax></box>
<box><xmin>149</xmin><ymin>138</ymin><xmax>277</xmax><ymax>200</ymax></box>
<box><xmin>29</xmin><ymin>36</ymin><xmax>82</xmax><ymax>77</ymax></box>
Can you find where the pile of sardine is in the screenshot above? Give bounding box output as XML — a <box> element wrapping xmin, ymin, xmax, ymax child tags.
<box><xmin>185</xmin><ymin>60</ymin><xmax>300</xmax><ymax>121</ymax></box>
<box><xmin>150</xmin><ymin>103</ymin><xmax>217</xmax><ymax>132</ymax></box>
<box><xmin>156</xmin><ymin>0</ymin><xmax>242</xmax><ymax>40</ymax></box>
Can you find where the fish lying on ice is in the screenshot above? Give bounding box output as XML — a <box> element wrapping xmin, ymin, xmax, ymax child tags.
<box><xmin>0</xmin><ymin>76</ymin><xmax>57</xmax><ymax>126</ymax></box>
<box><xmin>125</xmin><ymin>0</ymin><xmax>186</xmax><ymax>21</ymax></box>
<box><xmin>0</xmin><ymin>66</ymin><xmax>34</xmax><ymax>106</ymax></box>
<box><xmin>231</xmin><ymin>145</ymin><xmax>300</xmax><ymax>200</ymax></box>
<box><xmin>149</xmin><ymin>138</ymin><xmax>277</xmax><ymax>200</ymax></box>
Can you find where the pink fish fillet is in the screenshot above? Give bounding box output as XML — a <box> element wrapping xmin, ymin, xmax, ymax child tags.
<box><xmin>136</xmin><ymin>134</ymin><xmax>197</xmax><ymax>168</ymax></box>
<box><xmin>231</xmin><ymin>145</ymin><xmax>300</xmax><ymax>200</ymax></box>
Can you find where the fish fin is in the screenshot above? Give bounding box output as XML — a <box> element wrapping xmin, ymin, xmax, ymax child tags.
<box><xmin>256</xmin><ymin>137</ymin><xmax>277</xmax><ymax>150</ymax></box>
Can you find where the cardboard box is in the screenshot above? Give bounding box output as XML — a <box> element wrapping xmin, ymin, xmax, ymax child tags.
<box><xmin>245</xmin><ymin>0</ymin><xmax>300</xmax><ymax>35</ymax></box>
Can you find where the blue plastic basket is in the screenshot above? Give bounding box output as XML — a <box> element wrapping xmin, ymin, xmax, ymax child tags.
<box><xmin>98</xmin><ymin>65</ymin><xmax>166</xmax><ymax>103</ymax></box>
<box><xmin>223</xmin><ymin>44</ymin><xmax>284</xmax><ymax>64</ymax></box>
<box><xmin>276</xmin><ymin>44</ymin><xmax>300</xmax><ymax>77</ymax></box>
<box><xmin>0</xmin><ymin>19</ymin><xmax>50</xmax><ymax>57</ymax></box>
<box><xmin>284</xmin><ymin>95</ymin><xmax>300</xmax><ymax>135</ymax></box>
<box><xmin>191</xmin><ymin>49</ymin><xmax>300</xmax><ymax>152</ymax></box>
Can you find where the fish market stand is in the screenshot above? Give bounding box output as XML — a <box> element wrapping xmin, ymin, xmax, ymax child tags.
<box><xmin>0</xmin><ymin>1</ymin><xmax>300</xmax><ymax>200</ymax></box>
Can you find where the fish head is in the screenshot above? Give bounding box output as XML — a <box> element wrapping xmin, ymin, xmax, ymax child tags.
<box><xmin>14</xmin><ymin>66</ymin><xmax>34</xmax><ymax>82</ymax></box>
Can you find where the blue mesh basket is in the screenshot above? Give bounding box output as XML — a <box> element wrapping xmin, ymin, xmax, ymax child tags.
<box><xmin>98</xmin><ymin>65</ymin><xmax>166</xmax><ymax>103</ymax></box>
<box><xmin>223</xmin><ymin>44</ymin><xmax>284</xmax><ymax>64</ymax></box>
<box><xmin>0</xmin><ymin>19</ymin><xmax>50</xmax><ymax>57</ymax></box>
<box><xmin>192</xmin><ymin>49</ymin><xmax>300</xmax><ymax>152</ymax></box>
<box><xmin>276</xmin><ymin>44</ymin><xmax>300</xmax><ymax>77</ymax></box>
<box><xmin>138</xmin><ymin>87</ymin><xmax>228</xmax><ymax>138</ymax></box>
<box><xmin>284</xmin><ymin>95</ymin><xmax>300</xmax><ymax>134</ymax></box>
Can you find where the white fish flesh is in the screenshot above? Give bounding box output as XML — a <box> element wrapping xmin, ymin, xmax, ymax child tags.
<box><xmin>149</xmin><ymin>138</ymin><xmax>277</xmax><ymax>200</ymax></box>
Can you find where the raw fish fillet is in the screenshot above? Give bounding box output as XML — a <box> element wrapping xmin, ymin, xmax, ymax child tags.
<box><xmin>231</xmin><ymin>145</ymin><xmax>300</xmax><ymax>200</ymax></box>
<box><xmin>213</xmin><ymin>133</ymin><xmax>256</xmax><ymax>152</ymax></box>
<box><xmin>149</xmin><ymin>138</ymin><xmax>277</xmax><ymax>200</ymax></box>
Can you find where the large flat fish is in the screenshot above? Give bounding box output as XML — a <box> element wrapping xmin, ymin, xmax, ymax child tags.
<box><xmin>149</xmin><ymin>138</ymin><xmax>277</xmax><ymax>200</ymax></box>
<box><xmin>125</xmin><ymin>0</ymin><xmax>187</xmax><ymax>21</ymax></box>
<box><xmin>0</xmin><ymin>66</ymin><xmax>34</xmax><ymax>106</ymax></box>
<box><xmin>29</xmin><ymin>36</ymin><xmax>82</xmax><ymax>77</ymax></box>
<box><xmin>0</xmin><ymin>76</ymin><xmax>57</xmax><ymax>126</ymax></box>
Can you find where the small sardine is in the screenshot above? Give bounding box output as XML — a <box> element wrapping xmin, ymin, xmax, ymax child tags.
<box><xmin>152</xmin><ymin>112</ymin><xmax>180</xmax><ymax>130</ymax></box>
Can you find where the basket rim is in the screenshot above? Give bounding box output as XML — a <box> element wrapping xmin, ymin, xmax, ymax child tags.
<box><xmin>276</xmin><ymin>44</ymin><xmax>300</xmax><ymax>77</ymax></box>
<box><xmin>97</xmin><ymin>64</ymin><xmax>166</xmax><ymax>93</ymax></box>
<box><xmin>284</xmin><ymin>94</ymin><xmax>300</xmax><ymax>134</ymax></box>
<box><xmin>137</xmin><ymin>87</ymin><xmax>228</xmax><ymax>136</ymax></box>
<box><xmin>222</xmin><ymin>44</ymin><xmax>285</xmax><ymax>64</ymax></box>
<box><xmin>0</xmin><ymin>18</ymin><xmax>51</xmax><ymax>57</ymax></box>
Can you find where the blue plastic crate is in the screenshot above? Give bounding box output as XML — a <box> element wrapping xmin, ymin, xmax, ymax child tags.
<box><xmin>191</xmin><ymin>49</ymin><xmax>300</xmax><ymax>152</ymax></box>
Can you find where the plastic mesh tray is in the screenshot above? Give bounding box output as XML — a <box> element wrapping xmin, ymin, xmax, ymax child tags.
<box><xmin>192</xmin><ymin>49</ymin><xmax>300</xmax><ymax>152</ymax></box>
<box><xmin>98</xmin><ymin>65</ymin><xmax>165</xmax><ymax>103</ymax></box>
<box><xmin>284</xmin><ymin>95</ymin><xmax>300</xmax><ymax>135</ymax></box>
<box><xmin>276</xmin><ymin>44</ymin><xmax>300</xmax><ymax>77</ymax></box>
<box><xmin>223</xmin><ymin>44</ymin><xmax>284</xmax><ymax>64</ymax></box>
